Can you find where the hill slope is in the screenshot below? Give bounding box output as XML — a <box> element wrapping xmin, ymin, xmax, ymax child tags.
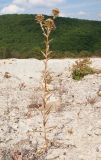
<box><xmin>0</xmin><ymin>14</ymin><xmax>101</xmax><ymax>59</ymax></box>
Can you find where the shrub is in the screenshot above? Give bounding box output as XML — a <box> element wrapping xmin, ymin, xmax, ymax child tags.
<box><xmin>72</xmin><ymin>58</ymin><xmax>94</xmax><ymax>80</ymax></box>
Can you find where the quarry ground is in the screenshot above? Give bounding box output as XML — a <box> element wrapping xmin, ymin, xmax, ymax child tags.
<box><xmin>0</xmin><ymin>58</ymin><xmax>101</xmax><ymax>160</ymax></box>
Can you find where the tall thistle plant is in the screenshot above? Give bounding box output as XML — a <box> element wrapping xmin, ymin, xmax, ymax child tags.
<box><xmin>35</xmin><ymin>9</ymin><xmax>60</xmax><ymax>152</ymax></box>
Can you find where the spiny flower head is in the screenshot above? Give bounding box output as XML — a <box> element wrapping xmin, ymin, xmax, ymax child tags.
<box><xmin>35</xmin><ymin>14</ymin><xmax>45</xmax><ymax>23</ymax></box>
<box><xmin>52</xmin><ymin>8</ymin><xmax>60</xmax><ymax>18</ymax></box>
<box><xmin>44</xmin><ymin>18</ymin><xmax>55</xmax><ymax>30</ymax></box>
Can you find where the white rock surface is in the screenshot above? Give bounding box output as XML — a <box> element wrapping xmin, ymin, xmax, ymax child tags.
<box><xmin>0</xmin><ymin>58</ymin><xmax>101</xmax><ymax>160</ymax></box>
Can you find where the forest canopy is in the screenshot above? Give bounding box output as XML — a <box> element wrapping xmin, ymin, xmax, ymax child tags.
<box><xmin>0</xmin><ymin>14</ymin><xmax>101</xmax><ymax>59</ymax></box>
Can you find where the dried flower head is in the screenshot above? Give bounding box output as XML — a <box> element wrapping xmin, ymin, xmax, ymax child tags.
<box><xmin>52</xmin><ymin>8</ymin><xmax>60</xmax><ymax>18</ymax></box>
<box><xmin>35</xmin><ymin>9</ymin><xmax>60</xmax><ymax>152</ymax></box>
<box><xmin>44</xmin><ymin>18</ymin><xmax>55</xmax><ymax>30</ymax></box>
<box><xmin>35</xmin><ymin>14</ymin><xmax>44</xmax><ymax>23</ymax></box>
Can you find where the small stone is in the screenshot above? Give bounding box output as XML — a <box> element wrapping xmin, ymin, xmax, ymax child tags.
<box><xmin>98</xmin><ymin>91</ymin><xmax>101</xmax><ymax>96</ymax></box>
<box><xmin>63</xmin><ymin>152</ymin><xmax>66</xmax><ymax>155</ymax></box>
<box><xmin>96</xmin><ymin>147</ymin><xmax>99</xmax><ymax>152</ymax></box>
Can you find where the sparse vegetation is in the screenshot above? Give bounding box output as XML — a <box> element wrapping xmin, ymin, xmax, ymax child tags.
<box><xmin>0</xmin><ymin>148</ymin><xmax>46</xmax><ymax>160</ymax></box>
<box><xmin>72</xmin><ymin>58</ymin><xmax>95</xmax><ymax>80</ymax></box>
<box><xmin>86</xmin><ymin>96</ymin><xmax>97</xmax><ymax>105</ymax></box>
<box><xmin>0</xmin><ymin>3</ymin><xmax>101</xmax><ymax>159</ymax></box>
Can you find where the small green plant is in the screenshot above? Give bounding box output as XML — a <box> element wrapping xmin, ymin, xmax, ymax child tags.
<box><xmin>35</xmin><ymin>8</ymin><xmax>60</xmax><ymax>153</ymax></box>
<box><xmin>72</xmin><ymin>58</ymin><xmax>94</xmax><ymax>80</ymax></box>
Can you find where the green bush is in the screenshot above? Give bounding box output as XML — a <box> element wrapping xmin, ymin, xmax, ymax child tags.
<box><xmin>72</xmin><ymin>58</ymin><xmax>94</xmax><ymax>80</ymax></box>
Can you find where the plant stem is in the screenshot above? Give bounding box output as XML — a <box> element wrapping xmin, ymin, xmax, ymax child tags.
<box><xmin>42</xmin><ymin>28</ymin><xmax>50</xmax><ymax>151</ymax></box>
